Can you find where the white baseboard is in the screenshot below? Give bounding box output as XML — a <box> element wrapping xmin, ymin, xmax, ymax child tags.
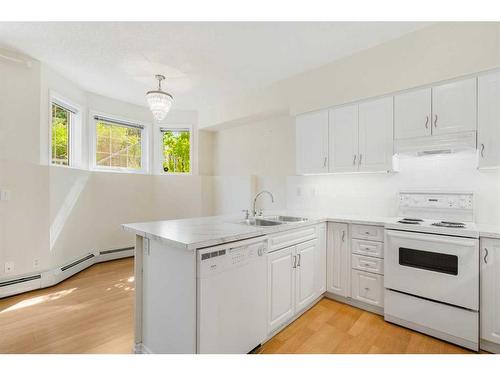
<box><xmin>481</xmin><ymin>339</ymin><xmax>500</xmax><ymax>354</ymax></box>
<box><xmin>0</xmin><ymin>247</ymin><xmax>134</xmax><ymax>299</ymax></box>
<box><xmin>134</xmin><ymin>343</ymin><xmax>153</xmax><ymax>354</ymax></box>
<box><xmin>324</xmin><ymin>292</ymin><xmax>384</xmax><ymax>316</ymax></box>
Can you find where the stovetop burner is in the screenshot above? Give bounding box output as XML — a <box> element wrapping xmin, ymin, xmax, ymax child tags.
<box><xmin>398</xmin><ymin>218</ymin><xmax>424</xmax><ymax>224</ymax></box>
<box><xmin>431</xmin><ymin>221</ymin><xmax>466</xmax><ymax>228</ymax></box>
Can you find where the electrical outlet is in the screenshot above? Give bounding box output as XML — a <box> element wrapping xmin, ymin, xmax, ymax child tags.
<box><xmin>33</xmin><ymin>259</ymin><xmax>40</xmax><ymax>269</ymax></box>
<box><xmin>4</xmin><ymin>261</ymin><xmax>14</xmax><ymax>274</ymax></box>
<box><xmin>296</xmin><ymin>187</ymin><xmax>302</xmax><ymax>197</ymax></box>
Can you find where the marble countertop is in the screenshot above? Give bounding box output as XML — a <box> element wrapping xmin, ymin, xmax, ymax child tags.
<box><xmin>122</xmin><ymin>213</ymin><xmax>392</xmax><ymax>250</ymax></box>
<box><xmin>477</xmin><ymin>223</ymin><xmax>500</xmax><ymax>240</ymax></box>
<box><xmin>123</xmin><ymin>212</ymin><xmax>500</xmax><ymax>250</ymax></box>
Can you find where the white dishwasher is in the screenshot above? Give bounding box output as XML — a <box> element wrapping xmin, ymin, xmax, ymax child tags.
<box><xmin>197</xmin><ymin>236</ymin><xmax>267</xmax><ymax>354</ymax></box>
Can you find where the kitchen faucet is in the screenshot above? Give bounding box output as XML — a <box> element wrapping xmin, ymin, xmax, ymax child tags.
<box><xmin>252</xmin><ymin>190</ymin><xmax>274</xmax><ymax>216</ymax></box>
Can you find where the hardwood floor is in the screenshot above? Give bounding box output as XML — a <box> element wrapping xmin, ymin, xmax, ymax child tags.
<box><xmin>0</xmin><ymin>258</ymin><xmax>472</xmax><ymax>354</ymax></box>
<box><xmin>0</xmin><ymin>258</ymin><xmax>134</xmax><ymax>354</ymax></box>
<box><xmin>258</xmin><ymin>298</ymin><xmax>471</xmax><ymax>354</ymax></box>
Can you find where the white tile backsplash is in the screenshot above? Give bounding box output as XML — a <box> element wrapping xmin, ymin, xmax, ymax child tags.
<box><xmin>287</xmin><ymin>151</ymin><xmax>500</xmax><ymax>225</ymax></box>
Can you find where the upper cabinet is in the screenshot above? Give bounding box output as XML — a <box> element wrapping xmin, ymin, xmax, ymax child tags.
<box><xmin>394</xmin><ymin>87</ymin><xmax>432</xmax><ymax>140</ymax></box>
<box><xmin>432</xmin><ymin>78</ymin><xmax>477</xmax><ymax>135</ymax></box>
<box><xmin>328</xmin><ymin>104</ymin><xmax>358</xmax><ymax>173</ymax></box>
<box><xmin>327</xmin><ymin>98</ymin><xmax>394</xmax><ymax>174</ymax></box>
<box><xmin>358</xmin><ymin>97</ymin><xmax>394</xmax><ymax>172</ymax></box>
<box><xmin>395</xmin><ymin>78</ymin><xmax>477</xmax><ymax>140</ymax></box>
<box><xmin>295</xmin><ymin>110</ymin><xmax>329</xmax><ymax>174</ymax></box>
<box><xmin>478</xmin><ymin>72</ymin><xmax>500</xmax><ymax>169</ymax></box>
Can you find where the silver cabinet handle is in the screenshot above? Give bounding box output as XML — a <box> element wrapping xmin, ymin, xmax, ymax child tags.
<box><xmin>434</xmin><ymin>114</ymin><xmax>438</xmax><ymax>128</ymax></box>
<box><xmin>353</xmin><ymin>154</ymin><xmax>357</xmax><ymax>165</ymax></box>
<box><xmin>297</xmin><ymin>254</ymin><xmax>301</xmax><ymax>267</ymax></box>
<box><xmin>323</xmin><ymin>156</ymin><xmax>327</xmax><ymax>168</ymax></box>
<box><xmin>425</xmin><ymin>115</ymin><xmax>429</xmax><ymax>129</ymax></box>
<box><xmin>341</xmin><ymin>230</ymin><xmax>345</xmax><ymax>242</ymax></box>
<box><xmin>484</xmin><ymin>248</ymin><xmax>489</xmax><ymax>264</ymax></box>
<box><xmin>480</xmin><ymin>143</ymin><xmax>485</xmax><ymax>158</ymax></box>
<box><xmin>292</xmin><ymin>255</ymin><xmax>297</xmax><ymax>268</ymax></box>
<box><xmin>359</xmin><ymin>154</ymin><xmax>363</xmax><ymax>165</ymax></box>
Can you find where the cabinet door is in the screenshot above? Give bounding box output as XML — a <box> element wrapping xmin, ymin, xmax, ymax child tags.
<box><xmin>432</xmin><ymin>78</ymin><xmax>477</xmax><ymax>135</ymax></box>
<box><xmin>267</xmin><ymin>246</ymin><xmax>295</xmax><ymax>333</ymax></box>
<box><xmin>478</xmin><ymin>72</ymin><xmax>500</xmax><ymax>169</ymax></box>
<box><xmin>481</xmin><ymin>238</ymin><xmax>500</xmax><ymax>345</ymax></box>
<box><xmin>296</xmin><ymin>110</ymin><xmax>329</xmax><ymax>174</ymax></box>
<box><xmin>351</xmin><ymin>269</ymin><xmax>384</xmax><ymax>308</ymax></box>
<box><xmin>358</xmin><ymin>97</ymin><xmax>394</xmax><ymax>172</ymax></box>
<box><xmin>394</xmin><ymin>87</ymin><xmax>432</xmax><ymax>139</ymax></box>
<box><xmin>328</xmin><ymin>104</ymin><xmax>358</xmax><ymax>172</ymax></box>
<box><xmin>295</xmin><ymin>240</ymin><xmax>317</xmax><ymax>313</ymax></box>
<box><xmin>326</xmin><ymin>222</ymin><xmax>349</xmax><ymax>297</ymax></box>
<box><xmin>315</xmin><ymin>223</ymin><xmax>327</xmax><ymax>296</ymax></box>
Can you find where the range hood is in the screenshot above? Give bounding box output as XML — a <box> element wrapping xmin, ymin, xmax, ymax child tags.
<box><xmin>394</xmin><ymin>131</ymin><xmax>477</xmax><ymax>156</ymax></box>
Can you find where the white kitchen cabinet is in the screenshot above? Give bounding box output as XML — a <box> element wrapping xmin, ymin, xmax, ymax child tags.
<box><xmin>327</xmin><ymin>222</ymin><xmax>349</xmax><ymax>297</ymax></box>
<box><xmin>394</xmin><ymin>87</ymin><xmax>432</xmax><ymax>140</ymax></box>
<box><xmin>358</xmin><ymin>97</ymin><xmax>394</xmax><ymax>172</ymax></box>
<box><xmin>315</xmin><ymin>223</ymin><xmax>327</xmax><ymax>296</ymax></box>
<box><xmin>328</xmin><ymin>104</ymin><xmax>358</xmax><ymax>172</ymax></box>
<box><xmin>295</xmin><ymin>240</ymin><xmax>317</xmax><ymax>313</ymax></box>
<box><xmin>351</xmin><ymin>269</ymin><xmax>384</xmax><ymax>308</ymax></box>
<box><xmin>480</xmin><ymin>238</ymin><xmax>500</xmax><ymax>351</ymax></box>
<box><xmin>432</xmin><ymin>78</ymin><xmax>477</xmax><ymax>135</ymax></box>
<box><xmin>296</xmin><ymin>110</ymin><xmax>329</xmax><ymax>174</ymax></box>
<box><xmin>478</xmin><ymin>72</ymin><xmax>500</xmax><ymax>169</ymax></box>
<box><xmin>267</xmin><ymin>246</ymin><xmax>295</xmax><ymax>333</ymax></box>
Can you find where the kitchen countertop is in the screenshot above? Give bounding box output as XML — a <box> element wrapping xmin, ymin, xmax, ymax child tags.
<box><xmin>123</xmin><ymin>213</ymin><xmax>500</xmax><ymax>250</ymax></box>
<box><xmin>477</xmin><ymin>223</ymin><xmax>500</xmax><ymax>240</ymax></box>
<box><xmin>122</xmin><ymin>213</ymin><xmax>391</xmax><ymax>250</ymax></box>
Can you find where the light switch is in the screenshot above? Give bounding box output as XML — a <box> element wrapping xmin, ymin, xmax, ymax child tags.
<box><xmin>0</xmin><ymin>189</ymin><xmax>11</xmax><ymax>201</ymax></box>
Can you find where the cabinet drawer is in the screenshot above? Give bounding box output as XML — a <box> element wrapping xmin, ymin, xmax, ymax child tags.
<box><xmin>351</xmin><ymin>224</ymin><xmax>384</xmax><ymax>241</ymax></box>
<box><xmin>268</xmin><ymin>225</ymin><xmax>317</xmax><ymax>252</ymax></box>
<box><xmin>352</xmin><ymin>254</ymin><xmax>384</xmax><ymax>275</ymax></box>
<box><xmin>352</xmin><ymin>239</ymin><xmax>384</xmax><ymax>258</ymax></box>
<box><xmin>351</xmin><ymin>269</ymin><xmax>384</xmax><ymax>308</ymax></box>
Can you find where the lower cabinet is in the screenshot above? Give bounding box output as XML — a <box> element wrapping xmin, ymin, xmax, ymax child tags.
<box><xmin>267</xmin><ymin>238</ymin><xmax>320</xmax><ymax>334</ymax></box>
<box><xmin>326</xmin><ymin>222</ymin><xmax>350</xmax><ymax>297</ymax></box>
<box><xmin>351</xmin><ymin>269</ymin><xmax>384</xmax><ymax>308</ymax></box>
<box><xmin>315</xmin><ymin>223</ymin><xmax>327</xmax><ymax>296</ymax></box>
<box><xmin>481</xmin><ymin>237</ymin><xmax>500</xmax><ymax>350</ymax></box>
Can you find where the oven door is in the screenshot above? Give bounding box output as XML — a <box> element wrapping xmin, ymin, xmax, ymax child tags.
<box><xmin>384</xmin><ymin>230</ymin><xmax>479</xmax><ymax>310</ymax></box>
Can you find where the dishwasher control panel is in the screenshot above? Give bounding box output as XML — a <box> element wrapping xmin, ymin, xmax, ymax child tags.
<box><xmin>197</xmin><ymin>240</ymin><xmax>267</xmax><ymax>278</ymax></box>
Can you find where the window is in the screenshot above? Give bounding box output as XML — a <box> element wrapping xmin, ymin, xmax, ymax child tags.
<box><xmin>51</xmin><ymin>102</ymin><xmax>72</xmax><ymax>166</ymax></box>
<box><xmin>93</xmin><ymin>115</ymin><xmax>145</xmax><ymax>171</ymax></box>
<box><xmin>160</xmin><ymin>128</ymin><xmax>191</xmax><ymax>173</ymax></box>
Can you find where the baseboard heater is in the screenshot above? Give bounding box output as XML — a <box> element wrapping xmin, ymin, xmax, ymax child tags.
<box><xmin>61</xmin><ymin>254</ymin><xmax>95</xmax><ymax>272</ymax></box>
<box><xmin>0</xmin><ymin>274</ymin><xmax>41</xmax><ymax>288</ymax></box>
<box><xmin>100</xmin><ymin>246</ymin><xmax>134</xmax><ymax>255</ymax></box>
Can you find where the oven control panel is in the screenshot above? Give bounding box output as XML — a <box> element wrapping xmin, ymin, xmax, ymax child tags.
<box><xmin>399</xmin><ymin>193</ymin><xmax>473</xmax><ymax>210</ymax></box>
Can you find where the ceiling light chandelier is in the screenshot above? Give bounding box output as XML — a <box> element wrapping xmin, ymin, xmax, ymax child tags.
<box><xmin>146</xmin><ymin>74</ymin><xmax>173</xmax><ymax>122</ymax></box>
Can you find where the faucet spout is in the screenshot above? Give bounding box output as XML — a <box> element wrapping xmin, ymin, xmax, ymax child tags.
<box><xmin>252</xmin><ymin>190</ymin><xmax>275</xmax><ymax>216</ymax></box>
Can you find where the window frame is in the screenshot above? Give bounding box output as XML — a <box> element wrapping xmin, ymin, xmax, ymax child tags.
<box><xmin>157</xmin><ymin>125</ymin><xmax>193</xmax><ymax>175</ymax></box>
<box><xmin>89</xmin><ymin>111</ymin><xmax>150</xmax><ymax>174</ymax></box>
<box><xmin>48</xmin><ymin>93</ymin><xmax>81</xmax><ymax>168</ymax></box>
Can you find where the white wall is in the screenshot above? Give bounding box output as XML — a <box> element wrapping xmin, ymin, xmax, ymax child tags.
<box><xmin>1</xmin><ymin>54</ymin><xmax>211</xmax><ymax>280</ymax></box>
<box><xmin>211</xmin><ymin>114</ymin><xmax>294</xmax><ymax>213</ymax></box>
<box><xmin>287</xmin><ymin>153</ymin><xmax>500</xmax><ymax>225</ymax></box>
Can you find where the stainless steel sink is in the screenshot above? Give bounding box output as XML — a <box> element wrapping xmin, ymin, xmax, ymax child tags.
<box><xmin>239</xmin><ymin>218</ymin><xmax>283</xmax><ymax>227</ymax></box>
<box><xmin>263</xmin><ymin>215</ymin><xmax>308</xmax><ymax>223</ymax></box>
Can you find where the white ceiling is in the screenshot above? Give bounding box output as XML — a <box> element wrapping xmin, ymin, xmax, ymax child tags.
<box><xmin>0</xmin><ymin>22</ymin><xmax>430</xmax><ymax>111</ymax></box>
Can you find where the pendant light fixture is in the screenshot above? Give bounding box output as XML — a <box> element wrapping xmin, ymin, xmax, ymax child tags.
<box><xmin>146</xmin><ymin>74</ymin><xmax>173</xmax><ymax>122</ymax></box>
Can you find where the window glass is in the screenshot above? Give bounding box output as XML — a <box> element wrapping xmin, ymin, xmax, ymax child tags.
<box><xmin>96</xmin><ymin>121</ymin><xmax>142</xmax><ymax>169</ymax></box>
<box><xmin>51</xmin><ymin>103</ymin><xmax>70</xmax><ymax>166</ymax></box>
<box><xmin>161</xmin><ymin>129</ymin><xmax>190</xmax><ymax>173</ymax></box>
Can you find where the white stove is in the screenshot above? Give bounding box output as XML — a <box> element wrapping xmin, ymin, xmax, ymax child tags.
<box><xmin>384</xmin><ymin>191</ymin><xmax>480</xmax><ymax>351</ymax></box>
<box><xmin>385</xmin><ymin>218</ymin><xmax>479</xmax><ymax>238</ymax></box>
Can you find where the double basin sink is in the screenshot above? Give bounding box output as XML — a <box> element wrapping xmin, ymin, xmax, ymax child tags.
<box><xmin>239</xmin><ymin>215</ymin><xmax>308</xmax><ymax>227</ymax></box>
